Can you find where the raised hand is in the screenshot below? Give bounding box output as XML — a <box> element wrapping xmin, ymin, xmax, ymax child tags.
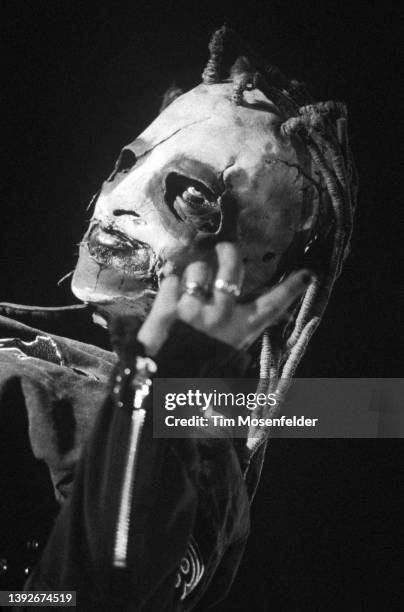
<box><xmin>138</xmin><ymin>241</ymin><xmax>311</xmax><ymax>356</ymax></box>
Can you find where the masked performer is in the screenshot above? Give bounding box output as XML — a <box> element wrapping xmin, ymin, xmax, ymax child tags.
<box><xmin>0</xmin><ymin>27</ymin><xmax>356</xmax><ymax>610</ymax></box>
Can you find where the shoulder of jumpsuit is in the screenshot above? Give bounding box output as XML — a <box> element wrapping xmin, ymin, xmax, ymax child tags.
<box><xmin>0</xmin><ymin>303</ymin><xmax>116</xmax><ymax>384</ymax></box>
<box><xmin>0</xmin><ymin>305</ymin><xmax>118</xmax><ymax>500</ymax></box>
<box><xmin>154</xmin><ymin>320</ymin><xmax>252</xmax><ymax>378</ymax></box>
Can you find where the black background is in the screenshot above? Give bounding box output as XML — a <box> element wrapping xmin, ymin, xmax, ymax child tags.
<box><xmin>1</xmin><ymin>1</ymin><xmax>402</xmax><ymax>610</ymax></box>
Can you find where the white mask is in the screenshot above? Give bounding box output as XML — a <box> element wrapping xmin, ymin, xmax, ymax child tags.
<box><xmin>72</xmin><ymin>82</ymin><xmax>322</xmax><ymax>317</ymax></box>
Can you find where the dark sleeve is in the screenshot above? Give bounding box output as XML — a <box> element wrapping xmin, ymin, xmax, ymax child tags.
<box><xmin>156</xmin><ymin>320</ymin><xmax>251</xmax><ymax>378</ymax></box>
<box><xmin>194</xmin><ymin>535</ymin><xmax>249</xmax><ymax>611</ymax></box>
<box><xmin>24</xmin><ymin>319</ymin><xmax>251</xmax><ymax>610</ymax></box>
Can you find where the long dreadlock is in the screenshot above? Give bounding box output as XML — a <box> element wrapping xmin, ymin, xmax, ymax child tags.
<box><xmin>200</xmin><ymin>26</ymin><xmax>358</xmax><ymax>459</ymax></box>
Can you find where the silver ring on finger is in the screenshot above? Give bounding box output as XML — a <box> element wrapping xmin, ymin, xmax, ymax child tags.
<box><xmin>214</xmin><ymin>278</ymin><xmax>241</xmax><ymax>298</ymax></box>
<box><xmin>184</xmin><ymin>281</ymin><xmax>210</xmax><ymax>300</ymax></box>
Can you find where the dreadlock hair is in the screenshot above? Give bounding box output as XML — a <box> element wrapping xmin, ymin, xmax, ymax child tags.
<box><xmin>201</xmin><ymin>26</ymin><xmax>358</xmax><ymax>460</ymax></box>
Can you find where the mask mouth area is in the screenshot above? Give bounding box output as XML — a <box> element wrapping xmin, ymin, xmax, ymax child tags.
<box><xmin>86</xmin><ymin>223</ymin><xmax>156</xmax><ymax>277</ymax></box>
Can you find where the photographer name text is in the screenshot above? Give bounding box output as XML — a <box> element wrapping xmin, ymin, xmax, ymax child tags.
<box><xmin>164</xmin><ymin>415</ymin><xmax>318</xmax><ymax>428</ymax></box>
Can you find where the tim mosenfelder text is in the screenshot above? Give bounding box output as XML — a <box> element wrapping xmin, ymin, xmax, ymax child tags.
<box><xmin>164</xmin><ymin>415</ymin><xmax>319</xmax><ymax>427</ymax></box>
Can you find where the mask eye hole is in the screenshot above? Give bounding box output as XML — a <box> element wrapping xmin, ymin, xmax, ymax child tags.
<box><xmin>165</xmin><ymin>173</ymin><xmax>222</xmax><ymax>234</ymax></box>
<box><xmin>107</xmin><ymin>149</ymin><xmax>137</xmax><ymax>182</ymax></box>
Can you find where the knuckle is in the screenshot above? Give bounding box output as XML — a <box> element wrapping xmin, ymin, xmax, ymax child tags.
<box><xmin>213</xmin><ymin>303</ymin><xmax>233</xmax><ymax>324</ymax></box>
<box><xmin>179</xmin><ymin>302</ymin><xmax>201</xmax><ymax>324</ymax></box>
<box><xmin>204</xmin><ymin>310</ymin><xmax>223</xmax><ymax>330</ymax></box>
